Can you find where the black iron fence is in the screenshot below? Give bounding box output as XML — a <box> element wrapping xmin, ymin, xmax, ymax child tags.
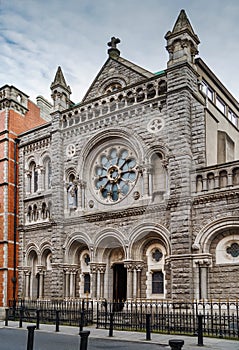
<box><xmin>96</xmin><ymin>300</ymin><xmax>239</xmax><ymax>339</ymax></box>
<box><xmin>8</xmin><ymin>299</ymin><xmax>93</xmax><ymax>327</ymax></box>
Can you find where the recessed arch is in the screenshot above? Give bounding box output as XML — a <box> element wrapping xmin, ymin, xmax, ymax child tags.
<box><xmin>193</xmin><ymin>216</ymin><xmax>239</xmax><ymax>253</ymax></box>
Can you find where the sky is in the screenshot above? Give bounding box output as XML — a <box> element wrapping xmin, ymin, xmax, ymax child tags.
<box><xmin>1</xmin><ymin>0</ymin><xmax>239</xmax><ymax>104</ymax></box>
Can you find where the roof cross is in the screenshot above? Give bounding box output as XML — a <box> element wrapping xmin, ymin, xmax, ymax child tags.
<box><xmin>107</xmin><ymin>37</ymin><xmax>120</xmax><ymax>49</ymax></box>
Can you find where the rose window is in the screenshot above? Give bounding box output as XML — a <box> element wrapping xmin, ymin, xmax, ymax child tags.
<box><xmin>94</xmin><ymin>147</ymin><xmax>138</xmax><ymax>202</ymax></box>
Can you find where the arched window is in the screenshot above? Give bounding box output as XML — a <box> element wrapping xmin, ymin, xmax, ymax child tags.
<box><xmin>232</xmin><ymin>168</ymin><xmax>239</xmax><ymax>186</ymax></box>
<box><xmin>33</xmin><ymin>204</ymin><xmax>38</xmax><ymax>221</ymax></box>
<box><xmin>29</xmin><ymin>161</ymin><xmax>38</xmax><ymax>193</ymax></box>
<box><xmin>151</xmin><ymin>153</ymin><xmax>167</xmax><ymax>200</ymax></box>
<box><xmin>219</xmin><ymin>170</ymin><xmax>228</xmax><ymax>188</ymax></box>
<box><xmin>44</xmin><ymin>157</ymin><xmax>52</xmax><ymax>190</ymax></box>
<box><xmin>27</xmin><ymin>205</ymin><xmax>32</xmax><ymax>222</ymax></box>
<box><xmin>207</xmin><ymin>172</ymin><xmax>215</xmax><ymax>190</ymax></box>
<box><xmin>147</xmin><ymin>84</ymin><xmax>156</xmax><ymax>99</ymax></box>
<box><xmin>136</xmin><ymin>87</ymin><xmax>145</xmax><ymax>103</ymax></box>
<box><xmin>41</xmin><ymin>202</ymin><xmax>47</xmax><ymax>219</ymax></box>
<box><xmin>196</xmin><ymin>175</ymin><xmax>203</xmax><ymax>192</ymax></box>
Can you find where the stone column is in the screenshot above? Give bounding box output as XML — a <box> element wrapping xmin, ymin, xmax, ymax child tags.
<box><xmin>38</xmin><ymin>269</ymin><xmax>45</xmax><ymax>299</ymax></box>
<box><xmin>90</xmin><ymin>263</ymin><xmax>98</xmax><ymax>299</ymax></box>
<box><xmin>135</xmin><ymin>262</ymin><xmax>144</xmax><ymax>299</ymax></box>
<box><xmin>194</xmin><ymin>258</ymin><xmax>211</xmax><ymax>300</ymax></box>
<box><xmin>124</xmin><ymin>261</ymin><xmax>134</xmax><ymax>300</ymax></box>
<box><xmin>142</xmin><ymin>166</ymin><xmax>150</xmax><ymax>197</ymax></box>
<box><xmin>98</xmin><ymin>264</ymin><xmax>106</xmax><ymax>299</ymax></box>
<box><xmin>70</xmin><ymin>269</ymin><xmax>76</xmax><ymax>298</ymax></box>
<box><xmin>25</xmin><ymin>271</ymin><xmax>31</xmax><ymax>299</ymax></box>
<box><xmin>65</xmin><ymin>269</ymin><xmax>70</xmax><ymax>298</ymax></box>
<box><xmin>79</xmin><ymin>181</ymin><xmax>86</xmax><ymax>209</ymax></box>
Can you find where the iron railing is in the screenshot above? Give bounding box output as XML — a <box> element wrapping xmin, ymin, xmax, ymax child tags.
<box><xmin>8</xmin><ymin>299</ymin><xmax>93</xmax><ymax>327</ymax></box>
<box><xmin>96</xmin><ymin>300</ymin><xmax>239</xmax><ymax>339</ymax></box>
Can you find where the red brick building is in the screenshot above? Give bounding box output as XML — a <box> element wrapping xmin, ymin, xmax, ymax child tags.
<box><xmin>0</xmin><ymin>85</ymin><xmax>50</xmax><ymax>313</ymax></box>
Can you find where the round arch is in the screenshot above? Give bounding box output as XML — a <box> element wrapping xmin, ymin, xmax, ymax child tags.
<box><xmin>128</xmin><ymin>223</ymin><xmax>171</xmax><ymax>259</ymax></box>
<box><xmin>193</xmin><ymin>216</ymin><xmax>239</xmax><ymax>253</ymax></box>
<box><xmin>63</xmin><ymin>231</ymin><xmax>92</xmax><ymax>264</ymax></box>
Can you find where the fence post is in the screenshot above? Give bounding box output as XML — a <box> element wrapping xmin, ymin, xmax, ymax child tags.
<box><xmin>109</xmin><ymin>312</ymin><xmax>114</xmax><ymax>337</ymax></box>
<box><xmin>19</xmin><ymin>307</ymin><xmax>23</xmax><ymax>328</ymax></box>
<box><xmin>5</xmin><ymin>308</ymin><xmax>9</xmax><ymax>326</ymax></box>
<box><xmin>79</xmin><ymin>330</ymin><xmax>90</xmax><ymax>350</ymax></box>
<box><xmin>197</xmin><ymin>314</ymin><xmax>204</xmax><ymax>346</ymax></box>
<box><xmin>36</xmin><ymin>309</ymin><xmax>40</xmax><ymax>330</ymax></box>
<box><xmin>146</xmin><ymin>313</ymin><xmax>151</xmax><ymax>341</ymax></box>
<box><xmin>79</xmin><ymin>310</ymin><xmax>85</xmax><ymax>333</ymax></box>
<box><xmin>27</xmin><ymin>325</ymin><xmax>36</xmax><ymax>350</ymax></box>
<box><xmin>55</xmin><ymin>310</ymin><xmax>60</xmax><ymax>332</ymax></box>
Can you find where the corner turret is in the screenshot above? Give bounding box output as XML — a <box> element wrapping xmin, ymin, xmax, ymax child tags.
<box><xmin>51</xmin><ymin>66</ymin><xmax>72</xmax><ymax>111</ymax></box>
<box><xmin>165</xmin><ymin>9</ymin><xmax>200</xmax><ymax>68</ymax></box>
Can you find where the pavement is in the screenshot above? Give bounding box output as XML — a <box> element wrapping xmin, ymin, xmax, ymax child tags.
<box><xmin>1</xmin><ymin>321</ymin><xmax>239</xmax><ymax>350</ymax></box>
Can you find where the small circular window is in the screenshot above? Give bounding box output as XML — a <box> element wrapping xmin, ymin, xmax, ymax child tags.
<box><xmin>93</xmin><ymin>146</ymin><xmax>138</xmax><ymax>203</ymax></box>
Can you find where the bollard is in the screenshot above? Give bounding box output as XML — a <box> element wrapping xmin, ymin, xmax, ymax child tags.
<box><xmin>197</xmin><ymin>314</ymin><xmax>204</xmax><ymax>346</ymax></box>
<box><xmin>109</xmin><ymin>312</ymin><xmax>114</xmax><ymax>337</ymax></box>
<box><xmin>169</xmin><ymin>339</ymin><xmax>184</xmax><ymax>350</ymax></box>
<box><xmin>27</xmin><ymin>325</ymin><xmax>36</xmax><ymax>350</ymax></box>
<box><xmin>55</xmin><ymin>310</ymin><xmax>60</xmax><ymax>332</ymax></box>
<box><xmin>19</xmin><ymin>307</ymin><xmax>23</xmax><ymax>328</ymax></box>
<box><xmin>5</xmin><ymin>308</ymin><xmax>9</xmax><ymax>326</ymax></box>
<box><xmin>36</xmin><ymin>309</ymin><xmax>40</xmax><ymax>330</ymax></box>
<box><xmin>146</xmin><ymin>313</ymin><xmax>151</xmax><ymax>341</ymax></box>
<box><xmin>79</xmin><ymin>330</ymin><xmax>90</xmax><ymax>350</ymax></box>
<box><xmin>79</xmin><ymin>310</ymin><xmax>85</xmax><ymax>333</ymax></box>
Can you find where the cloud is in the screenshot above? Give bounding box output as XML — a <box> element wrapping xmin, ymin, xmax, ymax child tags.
<box><xmin>1</xmin><ymin>0</ymin><xmax>239</xmax><ymax>102</ymax></box>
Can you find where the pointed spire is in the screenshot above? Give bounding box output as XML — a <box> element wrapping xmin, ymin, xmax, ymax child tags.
<box><xmin>50</xmin><ymin>66</ymin><xmax>72</xmax><ymax>111</ymax></box>
<box><xmin>51</xmin><ymin>66</ymin><xmax>71</xmax><ymax>92</ymax></box>
<box><xmin>171</xmin><ymin>9</ymin><xmax>197</xmax><ymax>38</ymax></box>
<box><xmin>165</xmin><ymin>9</ymin><xmax>200</xmax><ymax>68</ymax></box>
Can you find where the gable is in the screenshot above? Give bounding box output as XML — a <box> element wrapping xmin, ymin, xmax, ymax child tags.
<box><xmin>82</xmin><ymin>57</ymin><xmax>154</xmax><ymax>103</ymax></box>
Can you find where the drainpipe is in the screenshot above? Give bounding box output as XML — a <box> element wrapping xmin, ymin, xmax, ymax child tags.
<box><xmin>12</xmin><ymin>138</ymin><xmax>19</xmax><ymax>312</ymax></box>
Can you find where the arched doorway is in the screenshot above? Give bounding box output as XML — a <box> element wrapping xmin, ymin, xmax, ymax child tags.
<box><xmin>113</xmin><ymin>263</ymin><xmax>127</xmax><ymax>303</ymax></box>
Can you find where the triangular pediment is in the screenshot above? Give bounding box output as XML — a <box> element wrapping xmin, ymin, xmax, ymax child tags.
<box><xmin>82</xmin><ymin>57</ymin><xmax>154</xmax><ymax>103</ymax></box>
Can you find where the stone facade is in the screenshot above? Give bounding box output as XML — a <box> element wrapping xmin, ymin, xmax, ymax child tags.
<box><xmin>18</xmin><ymin>10</ymin><xmax>239</xmax><ymax>302</ymax></box>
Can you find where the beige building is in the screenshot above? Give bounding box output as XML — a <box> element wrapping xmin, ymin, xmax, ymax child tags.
<box><xmin>18</xmin><ymin>10</ymin><xmax>239</xmax><ymax>303</ymax></box>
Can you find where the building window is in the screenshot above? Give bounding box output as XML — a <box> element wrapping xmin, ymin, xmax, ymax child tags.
<box><xmin>29</xmin><ymin>161</ymin><xmax>38</xmax><ymax>193</ymax></box>
<box><xmin>84</xmin><ymin>273</ymin><xmax>90</xmax><ymax>294</ymax></box>
<box><xmin>201</xmin><ymin>81</ymin><xmax>214</xmax><ymax>100</ymax></box>
<box><xmin>44</xmin><ymin>158</ymin><xmax>52</xmax><ymax>190</ymax></box>
<box><xmin>152</xmin><ymin>271</ymin><xmax>164</xmax><ymax>294</ymax></box>
<box><xmin>94</xmin><ymin>147</ymin><xmax>138</xmax><ymax>203</ymax></box>
<box><xmin>152</xmin><ymin>249</ymin><xmax>163</xmax><ymax>262</ymax></box>
<box><xmin>228</xmin><ymin>109</ymin><xmax>238</xmax><ymax>127</ymax></box>
<box><xmin>216</xmin><ymin>96</ymin><xmax>225</xmax><ymax>114</ymax></box>
<box><xmin>226</xmin><ymin>243</ymin><xmax>239</xmax><ymax>258</ymax></box>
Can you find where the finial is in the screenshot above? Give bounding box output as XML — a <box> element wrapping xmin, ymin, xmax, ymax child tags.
<box><xmin>107</xmin><ymin>37</ymin><xmax>121</xmax><ymax>59</ymax></box>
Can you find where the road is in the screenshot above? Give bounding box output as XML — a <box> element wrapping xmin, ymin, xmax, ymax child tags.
<box><xmin>0</xmin><ymin>328</ymin><xmax>167</xmax><ymax>349</ymax></box>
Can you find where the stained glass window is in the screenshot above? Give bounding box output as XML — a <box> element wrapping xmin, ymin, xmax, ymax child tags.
<box><xmin>94</xmin><ymin>147</ymin><xmax>137</xmax><ymax>202</ymax></box>
<box><xmin>226</xmin><ymin>243</ymin><xmax>239</xmax><ymax>258</ymax></box>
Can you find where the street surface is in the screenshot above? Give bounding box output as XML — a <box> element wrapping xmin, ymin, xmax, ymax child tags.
<box><xmin>0</xmin><ymin>328</ymin><xmax>167</xmax><ymax>349</ymax></box>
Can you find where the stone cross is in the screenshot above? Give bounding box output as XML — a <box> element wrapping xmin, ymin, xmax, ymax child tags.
<box><xmin>108</xmin><ymin>37</ymin><xmax>120</xmax><ymax>49</ymax></box>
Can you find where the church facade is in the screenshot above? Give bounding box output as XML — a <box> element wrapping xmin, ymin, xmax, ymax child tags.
<box><xmin>18</xmin><ymin>10</ymin><xmax>239</xmax><ymax>303</ymax></box>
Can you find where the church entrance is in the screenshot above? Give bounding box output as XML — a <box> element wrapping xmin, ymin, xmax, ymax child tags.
<box><xmin>113</xmin><ymin>263</ymin><xmax>127</xmax><ymax>310</ymax></box>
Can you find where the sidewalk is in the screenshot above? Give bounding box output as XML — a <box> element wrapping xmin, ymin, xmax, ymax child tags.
<box><xmin>1</xmin><ymin>321</ymin><xmax>239</xmax><ymax>350</ymax></box>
